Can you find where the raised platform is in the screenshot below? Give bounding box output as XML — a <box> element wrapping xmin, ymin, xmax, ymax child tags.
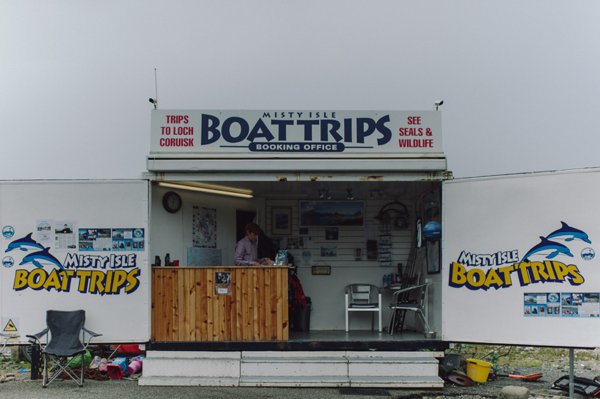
<box><xmin>140</xmin><ymin>330</ymin><xmax>447</xmax><ymax>388</ymax></box>
<box><xmin>146</xmin><ymin>330</ymin><xmax>448</xmax><ymax>352</ymax></box>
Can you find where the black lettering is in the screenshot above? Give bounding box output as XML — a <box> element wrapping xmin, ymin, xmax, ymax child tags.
<box><xmin>201</xmin><ymin>114</ymin><xmax>221</xmax><ymax>145</ymax></box>
<box><xmin>222</xmin><ymin>117</ymin><xmax>249</xmax><ymax>143</ymax></box>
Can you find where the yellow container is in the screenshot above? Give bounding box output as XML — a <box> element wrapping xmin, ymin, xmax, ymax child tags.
<box><xmin>466</xmin><ymin>358</ymin><xmax>492</xmax><ymax>383</ymax></box>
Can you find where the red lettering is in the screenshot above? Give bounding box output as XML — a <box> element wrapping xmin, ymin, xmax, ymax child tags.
<box><xmin>398</xmin><ymin>128</ymin><xmax>422</xmax><ymax>136</ymax></box>
<box><xmin>398</xmin><ymin>139</ymin><xmax>433</xmax><ymax>148</ymax></box>
<box><xmin>174</xmin><ymin>127</ymin><xmax>194</xmax><ymax>135</ymax></box>
<box><xmin>159</xmin><ymin>138</ymin><xmax>194</xmax><ymax>147</ymax></box>
<box><xmin>407</xmin><ymin>116</ymin><xmax>421</xmax><ymax>125</ymax></box>
<box><xmin>166</xmin><ymin>115</ymin><xmax>190</xmax><ymax>124</ymax></box>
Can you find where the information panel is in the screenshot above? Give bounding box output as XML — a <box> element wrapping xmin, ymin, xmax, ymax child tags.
<box><xmin>0</xmin><ymin>180</ymin><xmax>150</xmax><ymax>344</ymax></box>
<box><xmin>442</xmin><ymin>169</ymin><xmax>600</xmax><ymax>348</ymax></box>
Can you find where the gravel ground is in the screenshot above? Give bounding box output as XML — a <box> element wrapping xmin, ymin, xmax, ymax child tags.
<box><xmin>1</xmin><ymin>348</ymin><xmax>600</xmax><ymax>399</ymax></box>
<box><xmin>395</xmin><ymin>348</ymin><xmax>600</xmax><ymax>399</ymax></box>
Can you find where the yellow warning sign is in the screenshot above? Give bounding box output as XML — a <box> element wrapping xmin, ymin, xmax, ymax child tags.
<box><xmin>3</xmin><ymin>319</ymin><xmax>17</xmax><ymax>332</ymax></box>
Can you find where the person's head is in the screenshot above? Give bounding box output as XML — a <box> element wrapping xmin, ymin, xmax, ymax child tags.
<box><xmin>244</xmin><ymin>222</ymin><xmax>261</xmax><ymax>242</ymax></box>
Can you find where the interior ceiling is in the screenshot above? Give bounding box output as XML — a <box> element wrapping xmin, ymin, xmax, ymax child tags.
<box><xmin>183</xmin><ymin>180</ymin><xmax>435</xmax><ymax>201</ymax></box>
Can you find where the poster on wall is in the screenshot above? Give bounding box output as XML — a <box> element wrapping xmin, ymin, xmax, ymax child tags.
<box><xmin>192</xmin><ymin>206</ymin><xmax>217</xmax><ymax>248</ymax></box>
<box><xmin>215</xmin><ymin>272</ymin><xmax>231</xmax><ymax>295</ymax></box>
<box><xmin>300</xmin><ymin>201</ymin><xmax>364</xmax><ymax>227</ymax></box>
<box><xmin>112</xmin><ymin>228</ymin><xmax>145</xmax><ymax>251</ymax></box>
<box><xmin>326</xmin><ymin>228</ymin><xmax>339</xmax><ymax>240</ymax></box>
<box><xmin>54</xmin><ymin>220</ymin><xmax>77</xmax><ymax>250</ymax></box>
<box><xmin>272</xmin><ymin>207</ymin><xmax>292</xmax><ymax>235</ymax></box>
<box><xmin>79</xmin><ymin>228</ymin><xmax>112</xmax><ymax>251</ymax></box>
<box><xmin>36</xmin><ymin>219</ymin><xmax>54</xmax><ymax>245</ymax></box>
<box><xmin>321</xmin><ymin>245</ymin><xmax>337</xmax><ymax>257</ymax></box>
<box><xmin>301</xmin><ymin>250</ymin><xmax>313</xmax><ymax>267</ymax></box>
<box><xmin>79</xmin><ymin>228</ymin><xmax>145</xmax><ymax>251</ymax></box>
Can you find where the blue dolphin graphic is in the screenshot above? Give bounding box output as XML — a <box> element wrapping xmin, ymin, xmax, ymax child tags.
<box><xmin>19</xmin><ymin>247</ymin><xmax>66</xmax><ymax>272</ymax></box>
<box><xmin>522</xmin><ymin>236</ymin><xmax>574</xmax><ymax>261</ymax></box>
<box><xmin>5</xmin><ymin>233</ymin><xmax>45</xmax><ymax>253</ymax></box>
<box><xmin>547</xmin><ymin>221</ymin><xmax>591</xmax><ymax>244</ymax></box>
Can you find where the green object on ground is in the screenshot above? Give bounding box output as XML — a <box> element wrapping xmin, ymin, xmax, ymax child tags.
<box><xmin>68</xmin><ymin>350</ymin><xmax>92</xmax><ymax>368</ymax></box>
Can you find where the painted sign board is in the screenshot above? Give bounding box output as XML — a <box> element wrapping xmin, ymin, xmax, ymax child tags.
<box><xmin>442</xmin><ymin>169</ymin><xmax>600</xmax><ymax>348</ymax></box>
<box><xmin>150</xmin><ymin>110</ymin><xmax>442</xmax><ymax>158</ymax></box>
<box><xmin>0</xmin><ymin>180</ymin><xmax>150</xmax><ymax>343</ymax></box>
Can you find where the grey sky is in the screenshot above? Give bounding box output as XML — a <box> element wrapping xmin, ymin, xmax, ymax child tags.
<box><xmin>1</xmin><ymin>1</ymin><xmax>599</xmax><ymax>180</ymax></box>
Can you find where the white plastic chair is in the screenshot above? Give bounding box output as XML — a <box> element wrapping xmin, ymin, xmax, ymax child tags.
<box><xmin>344</xmin><ymin>284</ymin><xmax>382</xmax><ymax>332</ymax></box>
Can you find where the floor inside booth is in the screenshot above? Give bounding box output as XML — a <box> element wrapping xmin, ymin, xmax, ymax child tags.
<box><xmin>147</xmin><ymin>329</ymin><xmax>447</xmax><ymax>352</ymax></box>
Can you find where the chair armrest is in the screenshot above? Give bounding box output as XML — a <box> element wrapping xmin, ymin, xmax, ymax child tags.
<box><xmin>82</xmin><ymin>327</ymin><xmax>102</xmax><ymax>347</ymax></box>
<box><xmin>391</xmin><ymin>284</ymin><xmax>427</xmax><ymax>301</ymax></box>
<box><xmin>0</xmin><ymin>333</ymin><xmax>12</xmax><ymax>353</ymax></box>
<box><xmin>26</xmin><ymin>328</ymin><xmax>49</xmax><ymax>344</ymax></box>
<box><xmin>82</xmin><ymin>327</ymin><xmax>101</xmax><ymax>338</ymax></box>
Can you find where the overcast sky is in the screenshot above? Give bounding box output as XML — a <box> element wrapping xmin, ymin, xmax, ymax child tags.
<box><xmin>1</xmin><ymin>1</ymin><xmax>599</xmax><ymax>180</ymax></box>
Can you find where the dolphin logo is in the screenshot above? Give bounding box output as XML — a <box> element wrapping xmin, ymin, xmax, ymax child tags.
<box><xmin>522</xmin><ymin>236</ymin><xmax>574</xmax><ymax>261</ymax></box>
<box><xmin>5</xmin><ymin>233</ymin><xmax>45</xmax><ymax>253</ymax></box>
<box><xmin>546</xmin><ymin>221</ymin><xmax>591</xmax><ymax>244</ymax></box>
<box><xmin>19</xmin><ymin>247</ymin><xmax>66</xmax><ymax>272</ymax></box>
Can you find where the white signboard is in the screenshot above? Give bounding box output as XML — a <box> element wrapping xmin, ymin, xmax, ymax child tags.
<box><xmin>1</xmin><ymin>180</ymin><xmax>149</xmax><ymax>343</ymax></box>
<box><xmin>442</xmin><ymin>169</ymin><xmax>600</xmax><ymax>347</ymax></box>
<box><xmin>150</xmin><ymin>110</ymin><xmax>442</xmax><ymax>158</ymax></box>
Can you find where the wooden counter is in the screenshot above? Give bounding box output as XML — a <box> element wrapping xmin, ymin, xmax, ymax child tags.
<box><xmin>152</xmin><ymin>266</ymin><xmax>289</xmax><ymax>341</ymax></box>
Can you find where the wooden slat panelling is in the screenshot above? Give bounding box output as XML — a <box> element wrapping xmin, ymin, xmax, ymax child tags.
<box><xmin>152</xmin><ymin>266</ymin><xmax>288</xmax><ymax>342</ymax></box>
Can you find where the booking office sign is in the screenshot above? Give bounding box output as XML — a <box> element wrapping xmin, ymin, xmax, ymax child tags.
<box><xmin>4</xmin><ymin>233</ymin><xmax>140</xmax><ymax>295</ymax></box>
<box><xmin>150</xmin><ymin>110</ymin><xmax>442</xmax><ymax>157</ymax></box>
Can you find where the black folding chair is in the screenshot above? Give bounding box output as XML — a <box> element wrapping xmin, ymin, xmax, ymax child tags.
<box><xmin>26</xmin><ymin>310</ymin><xmax>101</xmax><ymax>387</ymax></box>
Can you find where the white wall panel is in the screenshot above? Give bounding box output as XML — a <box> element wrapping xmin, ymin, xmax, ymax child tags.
<box><xmin>443</xmin><ymin>169</ymin><xmax>600</xmax><ymax>347</ymax></box>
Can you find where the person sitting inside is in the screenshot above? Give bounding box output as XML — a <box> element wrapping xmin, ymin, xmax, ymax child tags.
<box><xmin>235</xmin><ymin>223</ymin><xmax>270</xmax><ymax>266</ymax></box>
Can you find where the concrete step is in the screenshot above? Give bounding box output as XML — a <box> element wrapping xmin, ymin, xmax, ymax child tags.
<box><xmin>350</xmin><ymin>375</ymin><xmax>444</xmax><ymax>388</ymax></box>
<box><xmin>240</xmin><ymin>375</ymin><xmax>350</xmax><ymax>387</ymax></box>
<box><xmin>138</xmin><ymin>376</ymin><xmax>238</xmax><ymax>387</ymax></box>
<box><xmin>139</xmin><ymin>350</ymin><xmax>445</xmax><ymax>388</ymax></box>
<box><xmin>241</xmin><ymin>351</ymin><xmax>348</xmax><ymax>378</ymax></box>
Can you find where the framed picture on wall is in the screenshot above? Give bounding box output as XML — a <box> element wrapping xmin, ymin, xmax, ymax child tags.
<box><xmin>299</xmin><ymin>201</ymin><xmax>364</xmax><ymax>227</ymax></box>
<box><xmin>272</xmin><ymin>207</ymin><xmax>292</xmax><ymax>235</ymax></box>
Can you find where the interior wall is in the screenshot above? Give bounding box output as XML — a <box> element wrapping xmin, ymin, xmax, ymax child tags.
<box><xmin>150</xmin><ymin>185</ymin><xmax>264</xmax><ymax>266</ymax></box>
<box><xmin>265</xmin><ymin>198</ymin><xmax>414</xmax><ymax>330</ymax></box>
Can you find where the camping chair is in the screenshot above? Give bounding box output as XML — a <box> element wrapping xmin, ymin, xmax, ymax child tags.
<box><xmin>26</xmin><ymin>310</ymin><xmax>101</xmax><ymax>387</ymax></box>
<box><xmin>388</xmin><ymin>282</ymin><xmax>431</xmax><ymax>335</ymax></box>
<box><xmin>0</xmin><ymin>332</ymin><xmax>12</xmax><ymax>355</ymax></box>
<box><xmin>345</xmin><ymin>284</ymin><xmax>382</xmax><ymax>332</ymax></box>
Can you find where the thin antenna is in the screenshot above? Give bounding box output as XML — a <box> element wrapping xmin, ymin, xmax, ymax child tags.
<box><xmin>149</xmin><ymin>69</ymin><xmax>158</xmax><ymax>108</ymax></box>
<box><xmin>154</xmin><ymin>68</ymin><xmax>158</xmax><ymax>106</ymax></box>
<box><xmin>154</xmin><ymin>68</ymin><xmax>158</xmax><ymax>109</ymax></box>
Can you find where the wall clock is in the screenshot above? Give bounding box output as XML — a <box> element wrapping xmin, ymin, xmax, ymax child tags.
<box><xmin>162</xmin><ymin>191</ymin><xmax>182</xmax><ymax>213</ymax></box>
